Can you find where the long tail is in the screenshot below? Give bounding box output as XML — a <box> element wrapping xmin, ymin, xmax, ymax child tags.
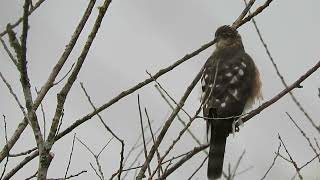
<box><xmin>207</xmin><ymin>122</ymin><xmax>227</xmax><ymax>180</ymax></box>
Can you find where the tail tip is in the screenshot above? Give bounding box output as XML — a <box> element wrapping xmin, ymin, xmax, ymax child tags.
<box><xmin>207</xmin><ymin>172</ymin><xmax>222</xmax><ymax>180</ymax></box>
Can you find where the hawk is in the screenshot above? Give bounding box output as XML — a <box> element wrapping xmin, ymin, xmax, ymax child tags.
<box><xmin>201</xmin><ymin>25</ymin><xmax>262</xmax><ymax>179</ymax></box>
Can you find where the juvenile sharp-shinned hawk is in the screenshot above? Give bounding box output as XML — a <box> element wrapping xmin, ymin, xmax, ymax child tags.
<box><xmin>201</xmin><ymin>25</ymin><xmax>262</xmax><ymax>179</ymax></box>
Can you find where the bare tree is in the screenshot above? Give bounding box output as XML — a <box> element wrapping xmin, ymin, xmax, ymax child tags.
<box><xmin>0</xmin><ymin>0</ymin><xmax>319</xmax><ymax>179</ymax></box>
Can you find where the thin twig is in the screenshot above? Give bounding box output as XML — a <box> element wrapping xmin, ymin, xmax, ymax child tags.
<box><xmin>187</xmin><ymin>156</ymin><xmax>208</xmax><ymax>180</ymax></box>
<box><xmin>238</xmin><ymin>60</ymin><xmax>320</xmax><ymax>125</ymax></box>
<box><xmin>260</xmin><ymin>143</ymin><xmax>281</xmax><ymax>180</ymax></box>
<box><xmin>64</xmin><ymin>170</ymin><xmax>87</xmax><ymax>179</ymax></box>
<box><xmin>35</xmin><ymin>87</ymin><xmax>46</xmax><ymax>140</ymax></box>
<box><xmin>76</xmin><ymin>137</ymin><xmax>95</xmax><ymax>157</ymax></box>
<box><xmin>64</xmin><ymin>133</ymin><xmax>77</xmax><ymax>178</ymax></box>
<box><xmin>157</xmin><ymin>144</ymin><xmax>209</xmax><ymax>180</ymax></box>
<box><xmin>0</xmin><ymin>37</ymin><xmax>18</xmax><ymax>67</ymax></box>
<box><xmin>276</xmin><ymin>152</ymin><xmax>293</xmax><ymax>163</ymax></box>
<box><xmin>235</xmin><ymin>166</ymin><xmax>254</xmax><ymax>176</ymax></box>
<box><xmin>3</xmin><ymin>150</ymin><xmax>39</xmax><ymax>180</ymax></box>
<box><xmin>9</xmin><ymin>147</ymin><xmax>37</xmax><ymax>157</ymax></box>
<box><xmin>286</xmin><ymin>112</ymin><xmax>320</xmax><ymax>162</ymax></box>
<box><xmin>119</xmin><ymin>122</ymin><xmax>163</xmax><ymax>180</ymax></box>
<box><xmin>243</xmin><ymin>0</ymin><xmax>319</xmax><ymax>133</ymax></box>
<box><xmin>0</xmin><ymin>0</ymin><xmax>97</xmax><ymax>163</ymax></box>
<box><xmin>315</xmin><ymin>138</ymin><xmax>320</xmax><ymax>152</ymax></box>
<box><xmin>97</xmin><ymin>137</ymin><xmax>114</xmax><ymax>157</ymax></box>
<box><xmin>150</xmin><ymin>105</ymin><xmax>203</xmax><ymax>179</ymax></box>
<box><xmin>299</xmin><ymin>153</ymin><xmax>320</xmax><ymax>170</ymax></box>
<box><xmin>232</xmin><ymin>0</ymin><xmax>256</xmax><ymax>28</ymax></box>
<box><xmin>136</xmin><ymin>66</ymin><xmax>205</xmax><ymax>180</ymax></box>
<box><xmin>154</xmin><ymin>85</ymin><xmax>206</xmax><ymax>154</ymax></box>
<box><xmin>46</xmin><ymin>0</ymin><xmax>113</xmax><ymax>146</ymax></box>
<box><xmin>56</xmin><ymin>109</ymin><xmax>64</xmax><ymax>136</ymax></box>
<box><xmin>76</xmin><ymin>137</ymin><xmax>105</xmax><ymax>180</ymax></box>
<box><xmin>54</xmin><ymin>0</ymin><xmax>274</xmax><ymax>146</ymax></box>
<box><xmin>49</xmin><ymin>170</ymin><xmax>87</xmax><ymax>180</ymax></box>
<box><xmin>25</xmin><ymin>171</ymin><xmax>37</xmax><ymax>180</ymax></box>
<box><xmin>145</xmin><ymin>108</ymin><xmax>163</xmax><ymax>177</ymax></box>
<box><xmin>79</xmin><ymin>82</ymin><xmax>124</xmax><ymax>180</ymax></box>
<box><xmin>90</xmin><ymin>163</ymin><xmax>103</xmax><ymax>180</ymax></box>
<box><xmin>0</xmin><ymin>115</ymin><xmax>9</xmax><ymax>179</ymax></box>
<box><xmin>114</xmin><ymin>142</ymin><xmax>197</xmax><ymax>179</ymax></box>
<box><xmin>53</xmin><ymin>63</ymin><xmax>75</xmax><ymax>86</ymax></box>
<box><xmin>0</xmin><ymin>72</ymin><xmax>28</xmax><ymax>117</ymax></box>
<box><xmin>163</xmin><ymin>159</ymin><xmax>173</xmax><ymax>173</ymax></box>
<box><xmin>146</xmin><ymin>71</ymin><xmax>191</xmax><ymax>118</ymax></box>
<box><xmin>137</xmin><ymin>95</ymin><xmax>152</xmax><ymax>177</ymax></box>
<box><xmin>235</xmin><ymin>0</ymin><xmax>274</xmax><ymax>29</ymax></box>
<box><xmin>230</xmin><ymin>150</ymin><xmax>246</xmax><ymax>180</ymax></box>
<box><xmin>0</xmin><ymin>0</ymin><xmax>47</xmax><ymax>37</ymax></box>
<box><xmin>278</xmin><ymin>134</ymin><xmax>303</xmax><ymax>179</ymax></box>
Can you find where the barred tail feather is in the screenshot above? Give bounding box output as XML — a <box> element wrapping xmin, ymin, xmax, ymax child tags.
<box><xmin>207</xmin><ymin>123</ymin><xmax>227</xmax><ymax>180</ymax></box>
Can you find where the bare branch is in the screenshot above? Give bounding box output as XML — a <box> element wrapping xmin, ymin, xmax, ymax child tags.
<box><xmin>145</xmin><ymin>108</ymin><xmax>163</xmax><ymax>177</ymax></box>
<box><xmin>48</xmin><ymin>170</ymin><xmax>87</xmax><ymax>180</ymax></box>
<box><xmin>157</xmin><ymin>143</ymin><xmax>209</xmax><ymax>180</ymax></box>
<box><xmin>55</xmin><ymin>40</ymin><xmax>215</xmax><ymax>142</ymax></box>
<box><xmin>230</xmin><ymin>150</ymin><xmax>246</xmax><ymax>180</ymax></box>
<box><xmin>53</xmin><ymin>63</ymin><xmax>75</xmax><ymax>86</ymax></box>
<box><xmin>277</xmin><ymin>152</ymin><xmax>293</xmax><ymax>163</ymax></box>
<box><xmin>278</xmin><ymin>134</ymin><xmax>303</xmax><ymax>179</ymax></box>
<box><xmin>0</xmin><ymin>37</ymin><xmax>18</xmax><ymax>67</ymax></box>
<box><xmin>64</xmin><ymin>134</ymin><xmax>77</xmax><ymax>179</ymax></box>
<box><xmin>0</xmin><ymin>0</ymin><xmax>47</xmax><ymax>37</ymax></box>
<box><xmin>54</xmin><ymin>0</ymin><xmax>274</xmax><ymax>146</ymax></box>
<box><xmin>0</xmin><ymin>72</ymin><xmax>28</xmax><ymax>118</ymax></box>
<box><xmin>76</xmin><ymin>137</ymin><xmax>95</xmax><ymax>157</ymax></box>
<box><xmin>3</xmin><ymin>150</ymin><xmax>38</xmax><ymax>180</ymax></box>
<box><xmin>90</xmin><ymin>163</ymin><xmax>103</xmax><ymax>180</ymax></box>
<box><xmin>299</xmin><ymin>153</ymin><xmax>320</xmax><ymax>170</ymax></box>
<box><xmin>79</xmin><ymin>82</ymin><xmax>124</xmax><ymax>179</ymax></box>
<box><xmin>119</xmin><ymin>123</ymin><xmax>162</xmax><ymax>180</ymax></box>
<box><xmin>137</xmin><ymin>95</ymin><xmax>151</xmax><ymax>177</ymax></box>
<box><xmin>9</xmin><ymin>147</ymin><xmax>37</xmax><ymax>157</ymax></box>
<box><xmin>147</xmin><ymin>71</ymin><xmax>191</xmax><ymax>118</ymax></box>
<box><xmin>150</xmin><ymin>105</ymin><xmax>203</xmax><ymax>179</ymax></box>
<box><xmin>0</xmin><ymin>0</ymin><xmax>97</xmax><ymax>162</ymax></box>
<box><xmin>286</xmin><ymin>112</ymin><xmax>320</xmax><ymax>162</ymax></box>
<box><xmin>239</xmin><ymin>60</ymin><xmax>320</xmax><ymax>125</ymax></box>
<box><xmin>136</xmin><ymin>66</ymin><xmax>205</xmax><ymax>180</ymax></box>
<box><xmin>232</xmin><ymin>0</ymin><xmax>256</xmax><ymax>28</ymax></box>
<box><xmin>97</xmin><ymin>137</ymin><xmax>114</xmax><ymax>157</ymax></box>
<box><xmin>25</xmin><ymin>171</ymin><xmax>37</xmax><ymax>180</ymax></box>
<box><xmin>0</xmin><ymin>115</ymin><xmax>9</xmax><ymax>179</ymax></box>
<box><xmin>35</xmin><ymin>87</ymin><xmax>46</xmax><ymax>140</ymax></box>
<box><xmin>187</xmin><ymin>156</ymin><xmax>208</xmax><ymax>180</ymax></box>
<box><xmin>234</xmin><ymin>0</ymin><xmax>274</xmax><ymax>29</ymax></box>
<box><xmin>46</xmin><ymin>0</ymin><xmax>113</xmax><ymax>147</ymax></box>
<box><xmin>154</xmin><ymin>85</ymin><xmax>206</xmax><ymax>153</ymax></box>
<box><xmin>64</xmin><ymin>170</ymin><xmax>87</xmax><ymax>180</ymax></box>
<box><xmin>260</xmin><ymin>143</ymin><xmax>281</xmax><ymax>180</ymax></box>
<box><xmin>315</xmin><ymin>138</ymin><xmax>320</xmax><ymax>152</ymax></box>
<box><xmin>243</xmin><ymin>0</ymin><xmax>319</xmax><ymax>133</ymax></box>
<box><xmin>76</xmin><ymin>137</ymin><xmax>105</xmax><ymax>179</ymax></box>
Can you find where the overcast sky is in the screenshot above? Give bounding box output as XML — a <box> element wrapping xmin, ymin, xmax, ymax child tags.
<box><xmin>0</xmin><ymin>0</ymin><xmax>319</xmax><ymax>179</ymax></box>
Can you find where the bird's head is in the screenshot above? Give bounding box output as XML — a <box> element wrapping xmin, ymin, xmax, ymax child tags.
<box><xmin>214</xmin><ymin>25</ymin><xmax>243</xmax><ymax>50</ymax></box>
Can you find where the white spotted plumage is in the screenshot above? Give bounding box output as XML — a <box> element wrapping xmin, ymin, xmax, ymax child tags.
<box><xmin>238</xmin><ymin>69</ymin><xmax>244</xmax><ymax>76</ymax></box>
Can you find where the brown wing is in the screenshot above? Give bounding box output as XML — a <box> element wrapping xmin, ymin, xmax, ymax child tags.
<box><xmin>201</xmin><ymin>52</ymin><xmax>257</xmax><ymax>120</ymax></box>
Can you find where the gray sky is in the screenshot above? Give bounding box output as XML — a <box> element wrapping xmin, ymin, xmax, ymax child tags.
<box><xmin>0</xmin><ymin>0</ymin><xmax>319</xmax><ymax>179</ymax></box>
